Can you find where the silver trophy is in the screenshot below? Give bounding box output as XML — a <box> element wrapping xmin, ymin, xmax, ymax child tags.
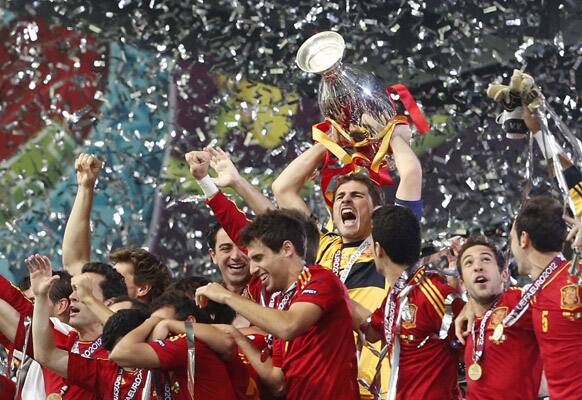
<box><xmin>296</xmin><ymin>31</ymin><xmax>397</xmax><ymax>149</ymax></box>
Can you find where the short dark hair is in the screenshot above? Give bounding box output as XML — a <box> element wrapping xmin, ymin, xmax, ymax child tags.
<box><xmin>17</xmin><ymin>276</ymin><xmax>31</xmax><ymax>293</ymax></box>
<box><xmin>109</xmin><ymin>247</ymin><xmax>172</xmax><ymax>301</ymax></box>
<box><xmin>372</xmin><ymin>205</ymin><xmax>420</xmax><ymax>266</ymax></box>
<box><xmin>81</xmin><ymin>262</ymin><xmax>128</xmax><ymax>301</ymax></box>
<box><xmin>206</xmin><ymin>223</ymin><xmax>223</xmax><ymax>252</ymax></box>
<box><xmin>111</xmin><ymin>295</ymin><xmax>150</xmax><ymax>314</ymax></box>
<box><xmin>49</xmin><ymin>271</ymin><xmax>73</xmax><ymax>305</ymax></box>
<box><xmin>164</xmin><ymin>277</ymin><xmax>236</xmax><ymax>324</ymax></box>
<box><xmin>456</xmin><ymin>236</ymin><xmax>505</xmax><ymax>278</ymax></box>
<box><xmin>102</xmin><ymin>309</ymin><xmax>150</xmax><ymax>352</ymax></box>
<box><xmin>334</xmin><ymin>173</ymin><xmax>385</xmax><ymax>207</ymax></box>
<box><xmin>279</xmin><ymin>209</ymin><xmax>320</xmax><ymax>265</ymax></box>
<box><xmin>240</xmin><ymin>210</ymin><xmax>306</xmax><ymax>258</ymax></box>
<box><xmin>514</xmin><ymin>196</ymin><xmax>566</xmax><ymax>252</ymax></box>
<box><xmin>150</xmin><ymin>290</ymin><xmax>209</xmax><ymax>322</ymax></box>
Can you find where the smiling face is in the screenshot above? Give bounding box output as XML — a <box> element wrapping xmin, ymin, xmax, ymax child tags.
<box><xmin>332</xmin><ymin>180</ymin><xmax>374</xmax><ymax>243</ymax></box>
<box><xmin>460</xmin><ymin>245</ymin><xmax>508</xmax><ymax>306</ymax></box>
<box><xmin>209</xmin><ymin>228</ymin><xmax>251</xmax><ymax>289</ymax></box>
<box><xmin>247</xmin><ymin>240</ymin><xmax>289</xmax><ymax>293</ymax></box>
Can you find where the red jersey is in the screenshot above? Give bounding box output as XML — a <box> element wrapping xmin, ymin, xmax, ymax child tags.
<box><xmin>226</xmin><ymin>344</ymin><xmax>261</xmax><ymax>400</ymax></box>
<box><xmin>271</xmin><ymin>265</ymin><xmax>359</xmax><ymax>400</ymax></box>
<box><xmin>0</xmin><ymin>372</ymin><xmax>15</xmax><ymax>399</ymax></box>
<box><xmin>464</xmin><ymin>288</ymin><xmax>542</xmax><ymax>400</ymax></box>
<box><xmin>370</xmin><ymin>268</ymin><xmax>463</xmax><ymax>400</ymax></box>
<box><xmin>148</xmin><ymin>334</ymin><xmax>235</xmax><ymax>400</ymax></box>
<box><xmin>11</xmin><ymin>291</ymin><xmax>106</xmax><ymax>400</ymax></box>
<box><xmin>43</xmin><ymin>334</ymin><xmax>106</xmax><ymax>399</ymax></box>
<box><xmin>67</xmin><ymin>353</ymin><xmax>145</xmax><ymax>400</ymax></box>
<box><xmin>531</xmin><ymin>259</ymin><xmax>582</xmax><ymax>399</ymax></box>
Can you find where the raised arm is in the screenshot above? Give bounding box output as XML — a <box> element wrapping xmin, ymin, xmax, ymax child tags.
<box><xmin>195</xmin><ymin>283</ymin><xmax>322</xmax><ymax>341</ymax></box>
<box><xmin>71</xmin><ymin>274</ymin><xmax>114</xmax><ymax>325</ymax></box>
<box><xmin>207</xmin><ymin>147</ymin><xmax>274</xmax><ymax>215</ymax></box>
<box><xmin>0</xmin><ymin>299</ymin><xmax>21</xmax><ymax>343</ymax></box>
<box><xmin>215</xmin><ymin>324</ymin><xmax>285</xmax><ymax>396</ymax></box>
<box><xmin>62</xmin><ymin>154</ymin><xmax>102</xmax><ymax>276</ymax></box>
<box><xmin>185</xmin><ymin>149</ymin><xmax>251</xmax><ymax>248</ymax></box>
<box><xmin>390</xmin><ymin>126</ymin><xmax>422</xmax><ymax>202</ymax></box>
<box><xmin>27</xmin><ymin>255</ymin><xmax>69</xmax><ymax>378</ymax></box>
<box><xmin>272</xmin><ymin>143</ymin><xmax>327</xmax><ymax>217</ymax></box>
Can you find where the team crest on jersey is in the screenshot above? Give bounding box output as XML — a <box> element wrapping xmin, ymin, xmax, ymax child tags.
<box><xmin>401</xmin><ymin>304</ymin><xmax>417</xmax><ymax>329</ymax></box>
<box><xmin>560</xmin><ymin>285</ymin><xmax>581</xmax><ymax>311</ymax></box>
<box><xmin>488</xmin><ymin>306</ymin><xmax>508</xmax><ymax>329</ymax></box>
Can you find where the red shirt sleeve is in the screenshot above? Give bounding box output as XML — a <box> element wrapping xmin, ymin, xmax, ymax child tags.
<box><xmin>206</xmin><ymin>191</ymin><xmax>250</xmax><ymax>250</ymax></box>
<box><xmin>0</xmin><ymin>275</ymin><xmax>33</xmax><ymax>316</ymax></box>
<box><xmin>148</xmin><ymin>334</ymin><xmax>188</xmax><ymax>369</ymax></box>
<box><xmin>293</xmin><ymin>268</ymin><xmax>342</xmax><ymax>312</ymax></box>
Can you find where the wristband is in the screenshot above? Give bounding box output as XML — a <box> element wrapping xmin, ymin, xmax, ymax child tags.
<box><xmin>196</xmin><ymin>175</ymin><xmax>219</xmax><ymax>198</ymax></box>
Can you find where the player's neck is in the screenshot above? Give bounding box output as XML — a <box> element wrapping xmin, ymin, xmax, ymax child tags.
<box><xmin>284</xmin><ymin>258</ymin><xmax>305</xmax><ymax>290</ymax></box>
<box><xmin>383</xmin><ymin>262</ymin><xmax>406</xmax><ymax>287</ymax></box>
<box><xmin>225</xmin><ymin>281</ymin><xmax>246</xmax><ymax>295</ymax></box>
<box><xmin>529</xmin><ymin>251</ymin><xmax>562</xmax><ymax>280</ymax></box>
<box><xmin>473</xmin><ymin>295</ymin><xmax>501</xmax><ymax>317</ymax></box>
<box><xmin>77</xmin><ymin>322</ymin><xmax>103</xmax><ymax>342</ymax></box>
<box><xmin>341</xmin><ymin>229</ymin><xmax>371</xmax><ymax>244</ymax></box>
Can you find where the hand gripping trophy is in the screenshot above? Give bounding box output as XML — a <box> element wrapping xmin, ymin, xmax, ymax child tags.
<box><xmin>296</xmin><ymin>31</ymin><xmax>430</xmax><ymax>206</ymax></box>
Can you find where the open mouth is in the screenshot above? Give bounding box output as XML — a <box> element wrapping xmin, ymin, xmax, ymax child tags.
<box><xmin>227</xmin><ymin>263</ymin><xmax>246</xmax><ymax>273</ymax></box>
<box><xmin>341</xmin><ymin>208</ymin><xmax>357</xmax><ymax>226</ymax></box>
<box><xmin>70</xmin><ymin>306</ymin><xmax>80</xmax><ymax>316</ymax></box>
<box><xmin>474</xmin><ymin>276</ymin><xmax>488</xmax><ymax>284</ymax></box>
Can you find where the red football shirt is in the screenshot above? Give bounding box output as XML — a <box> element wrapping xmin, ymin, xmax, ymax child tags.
<box><xmin>464</xmin><ymin>288</ymin><xmax>542</xmax><ymax>400</ymax></box>
<box><xmin>148</xmin><ymin>334</ymin><xmax>235</xmax><ymax>400</ymax></box>
<box><xmin>13</xmin><ymin>308</ymin><xmax>105</xmax><ymax>400</ymax></box>
<box><xmin>67</xmin><ymin>353</ymin><xmax>145</xmax><ymax>400</ymax></box>
<box><xmin>226</xmin><ymin>344</ymin><xmax>261</xmax><ymax>400</ymax></box>
<box><xmin>271</xmin><ymin>265</ymin><xmax>359</xmax><ymax>400</ymax></box>
<box><xmin>531</xmin><ymin>260</ymin><xmax>582</xmax><ymax>399</ymax></box>
<box><xmin>370</xmin><ymin>268</ymin><xmax>463</xmax><ymax>400</ymax></box>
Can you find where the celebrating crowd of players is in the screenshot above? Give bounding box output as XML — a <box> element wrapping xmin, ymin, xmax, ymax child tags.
<box><xmin>0</xmin><ymin>108</ymin><xmax>581</xmax><ymax>400</ymax></box>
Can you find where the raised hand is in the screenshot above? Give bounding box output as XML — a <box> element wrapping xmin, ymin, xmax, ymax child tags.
<box><xmin>185</xmin><ymin>150</ymin><xmax>211</xmax><ymax>180</ymax></box>
<box><xmin>75</xmin><ymin>153</ymin><xmax>102</xmax><ymax>189</ymax></box>
<box><xmin>195</xmin><ymin>282</ymin><xmax>231</xmax><ymax>308</ymax></box>
<box><xmin>207</xmin><ymin>147</ymin><xmax>241</xmax><ymax>188</ymax></box>
<box><xmin>25</xmin><ymin>255</ymin><xmax>59</xmax><ymax>297</ymax></box>
<box><xmin>71</xmin><ymin>273</ymin><xmax>96</xmax><ymax>304</ymax></box>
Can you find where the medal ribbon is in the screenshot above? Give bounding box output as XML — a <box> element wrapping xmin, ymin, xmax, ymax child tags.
<box><xmin>113</xmin><ymin>368</ymin><xmax>143</xmax><ymax>400</ymax></box>
<box><xmin>184</xmin><ymin>322</ymin><xmax>196</xmax><ymax>399</ymax></box>
<box><xmin>14</xmin><ymin>316</ymin><xmax>32</xmax><ymax>400</ymax></box>
<box><xmin>332</xmin><ymin>237</ymin><xmax>372</xmax><ymax>283</ymax></box>
<box><xmin>70</xmin><ymin>336</ymin><xmax>103</xmax><ymax>358</ymax></box>
<box><xmin>263</xmin><ymin>280</ymin><xmax>299</xmax><ymax>357</ymax></box>
<box><xmin>501</xmin><ymin>255</ymin><xmax>566</xmax><ymax>328</ymax></box>
<box><xmin>470</xmin><ymin>298</ymin><xmax>501</xmax><ymax>365</ymax></box>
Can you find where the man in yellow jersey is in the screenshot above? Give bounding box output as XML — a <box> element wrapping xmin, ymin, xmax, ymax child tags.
<box><xmin>272</xmin><ymin>123</ymin><xmax>422</xmax><ymax>399</ymax></box>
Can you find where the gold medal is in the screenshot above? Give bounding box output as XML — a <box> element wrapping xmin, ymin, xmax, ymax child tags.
<box><xmin>467</xmin><ymin>363</ymin><xmax>482</xmax><ymax>381</ymax></box>
<box><xmin>492</xmin><ymin>323</ymin><xmax>504</xmax><ymax>341</ymax></box>
<box><xmin>47</xmin><ymin>394</ymin><xmax>63</xmax><ymax>400</ymax></box>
